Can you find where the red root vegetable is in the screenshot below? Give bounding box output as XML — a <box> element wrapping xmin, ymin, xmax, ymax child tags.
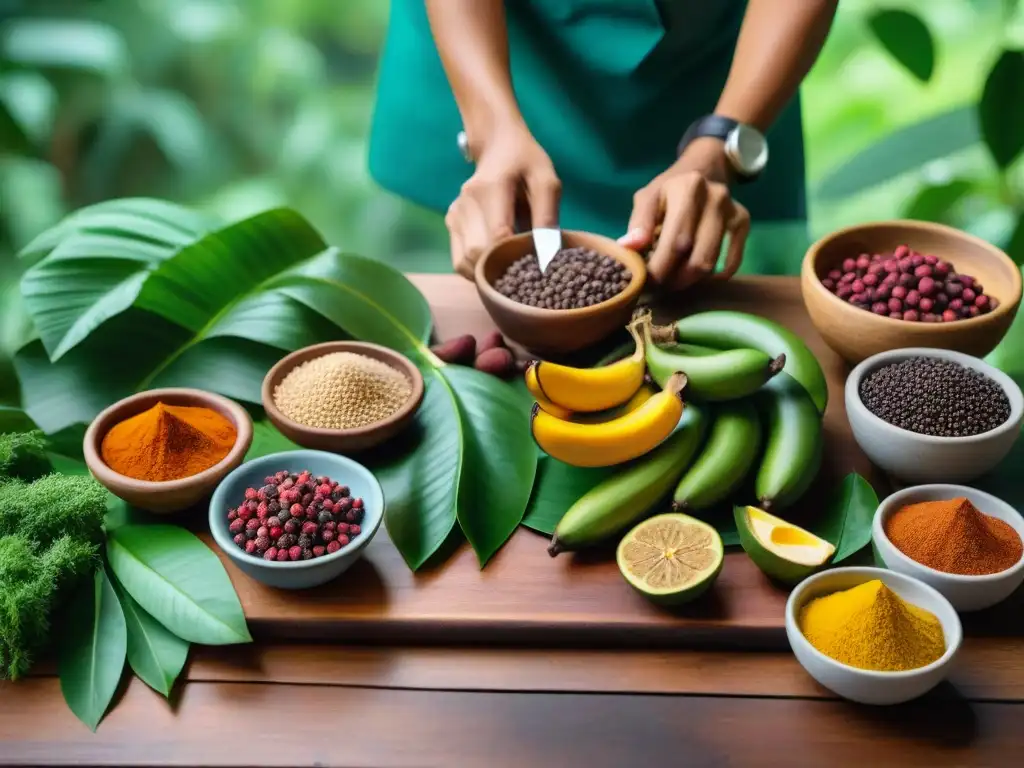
<box><xmin>431</xmin><ymin>334</ymin><xmax>477</xmax><ymax>365</ymax></box>
<box><xmin>477</xmin><ymin>330</ymin><xmax>506</xmax><ymax>353</ymax></box>
<box><xmin>474</xmin><ymin>347</ymin><xmax>516</xmax><ymax>379</ymax></box>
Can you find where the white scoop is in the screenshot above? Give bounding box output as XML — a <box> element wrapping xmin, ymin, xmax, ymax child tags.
<box><xmin>532</xmin><ymin>227</ymin><xmax>562</xmax><ymax>273</ymax></box>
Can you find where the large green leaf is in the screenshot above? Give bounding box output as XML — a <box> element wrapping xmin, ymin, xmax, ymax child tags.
<box><xmin>811</xmin><ymin>473</ymin><xmax>879</xmax><ymax>564</ymax></box>
<box><xmin>377</xmin><ymin>374</ymin><xmax>461</xmax><ymax>570</ymax></box>
<box><xmin>979</xmin><ymin>49</ymin><xmax>1024</xmax><ymax>169</ymax></box>
<box><xmin>815</xmin><ymin>106</ymin><xmax>980</xmax><ymax>201</ymax></box>
<box><xmin>14</xmin><ymin>201</ymin><xmax>536</xmax><ymax>569</ymax></box>
<box><xmin>522</xmin><ymin>458</ymin><xmax>615</xmax><ymax>536</ymax></box>
<box><xmin>106</xmin><ymin>525</ymin><xmax>251</xmax><ymax>645</ymax></box>
<box><xmin>58</xmin><ymin>566</ymin><xmax>127</xmax><ymax>732</ymax></box>
<box><xmin>867</xmin><ymin>9</ymin><xmax>935</xmax><ymax>83</ymax></box>
<box><xmin>14</xmin><ymin>201</ymin><xmax>433</xmax><ymax>432</ymax></box>
<box><xmin>111</xmin><ymin>575</ymin><xmax>189</xmax><ymax>698</ymax></box>
<box><xmin>442</xmin><ymin>366</ymin><xmax>537</xmax><ymax>565</ymax></box>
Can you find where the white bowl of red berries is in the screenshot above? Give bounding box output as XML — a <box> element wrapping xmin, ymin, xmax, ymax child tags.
<box><xmin>209</xmin><ymin>450</ymin><xmax>383</xmax><ymax>589</ymax></box>
<box><xmin>802</xmin><ymin>220</ymin><xmax>1022</xmax><ymax>364</ymax></box>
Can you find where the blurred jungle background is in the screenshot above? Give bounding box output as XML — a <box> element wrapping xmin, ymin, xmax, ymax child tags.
<box><xmin>2</xmin><ymin>0</ymin><xmax>1024</xmax><ymax>405</ymax></box>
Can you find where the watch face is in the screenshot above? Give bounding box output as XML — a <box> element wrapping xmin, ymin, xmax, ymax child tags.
<box><xmin>726</xmin><ymin>124</ymin><xmax>768</xmax><ymax>176</ymax></box>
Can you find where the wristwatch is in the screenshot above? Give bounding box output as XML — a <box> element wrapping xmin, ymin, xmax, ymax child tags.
<box><xmin>677</xmin><ymin>116</ymin><xmax>768</xmax><ymax>183</ymax></box>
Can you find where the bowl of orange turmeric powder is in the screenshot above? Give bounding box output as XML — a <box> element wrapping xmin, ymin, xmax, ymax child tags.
<box><xmin>873</xmin><ymin>484</ymin><xmax>1024</xmax><ymax>612</ymax></box>
<box><xmin>84</xmin><ymin>388</ymin><xmax>254</xmax><ymax>513</ymax></box>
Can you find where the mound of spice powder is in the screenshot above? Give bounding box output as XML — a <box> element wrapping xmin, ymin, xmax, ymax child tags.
<box><xmin>798</xmin><ymin>579</ymin><xmax>945</xmax><ymax>672</ymax></box>
<box><xmin>884</xmin><ymin>497</ymin><xmax>1023</xmax><ymax>575</ymax></box>
<box><xmin>273</xmin><ymin>352</ymin><xmax>412</xmax><ymax>430</ymax></box>
<box><xmin>101</xmin><ymin>402</ymin><xmax>236</xmax><ymax>482</ymax></box>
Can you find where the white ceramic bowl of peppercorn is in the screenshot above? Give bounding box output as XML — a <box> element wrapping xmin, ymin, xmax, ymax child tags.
<box><xmin>786</xmin><ymin>567</ymin><xmax>963</xmax><ymax>705</ymax></box>
<box><xmin>846</xmin><ymin>348</ymin><xmax>1023</xmax><ymax>484</ymax></box>
<box><xmin>475</xmin><ymin>230</ymin><xmax>647</xmax><ymax>355</ymax></box>
<box><xmin>84</xmin><ymin>388</ymin><xmax>254</xmax><ymax>514</ymax></box>
<box><xmin>262</xmin><ymin>341</ymin><xmax>424</xmax><ymax>453</ymax></box>
<box><xmin>873</xmin><ymin>485</ymin><xmax>1024</xmax><ymax>612</ymax></box>
<box><xmin>209</xmin><ymin>450</ymin><xmax>384</xmax><ymax>589</ymax></box>
<box><xmin>802</xmin><ymin>219</ymin><xmax>1022</xmax><ymax>364</ymax></box>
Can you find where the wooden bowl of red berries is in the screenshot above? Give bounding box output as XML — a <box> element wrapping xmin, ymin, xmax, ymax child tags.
<box><xmin>208</xmin><ymin>450</ymin><xmax>383</xmax><ymax>589</ymax></box>
<box><xmin>801</xmin><ymin>220</ymin><xmax>1022</xmax><ymax>364</ymax></box>
<box><xmin>475</xmin><ymin>230</ymin><xmax>647</xmax><ymax>355</ymax></box>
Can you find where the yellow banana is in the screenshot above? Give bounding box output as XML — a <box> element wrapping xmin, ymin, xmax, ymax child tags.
<box><xmin>571</xmin><ymin>382</ymin><xmax>656</xmax><ymax>424</ymax></box>
<box><xmin>532</xmin><ymin>373</ymin><xmax>687</xmax><ymax>467</ymax></box>
<box><xmin>525</xmin><ymin>363</ymin><xmax>574</xmax><ymax>419</ymax></box>
<box><xmin>527</xmin><ymin>317</ymin><xmax>645</xmax><ymax>412</ymax></box>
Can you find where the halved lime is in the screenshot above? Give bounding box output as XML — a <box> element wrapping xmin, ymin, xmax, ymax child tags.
<box><xmin>735</xmin><ymin>505</ymin><xmax>834</xmax><ymax>584</ymax></box>
<box><xmin>616</xmin><ymin>513</ymin><xmax>724</xmax><ymax>605</ymax></box>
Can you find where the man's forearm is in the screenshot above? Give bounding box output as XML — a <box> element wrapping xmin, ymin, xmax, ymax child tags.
<box><xmin>714</xmin><ymin>0</ymin><xmax>838</xmax><ymax>131</ymax></box>
<box><xmin>425</xmin><ymin>0</ymin><xmax>525</xmax><ymax>155</ymax></box>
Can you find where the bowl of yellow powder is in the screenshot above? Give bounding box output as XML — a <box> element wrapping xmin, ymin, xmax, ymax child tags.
<box><xmin>785</xmin><ymin>567</ymin><xmax>962</xmax><ymax>705</ymax></box>
<box><xmin>84</xmin><ymin>388</ymin><xmax>254</xmax><ymax>513</ymax></box>
<box><xmin>262</xmin><ymin>342</ymin><xmax>424</xmax><ymax>453</ymax></box>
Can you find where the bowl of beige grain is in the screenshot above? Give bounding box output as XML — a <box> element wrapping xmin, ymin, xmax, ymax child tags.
<box><xmin>262</xmin><ymin>341</ymin><xmax>424</xmax><ymax>453</ymax></box>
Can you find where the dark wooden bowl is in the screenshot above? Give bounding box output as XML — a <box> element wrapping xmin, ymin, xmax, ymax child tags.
<box><xmin>83</xmin><ymin>388</ymin><xmax>254</xmax><ymax>514</ymax></box>
<box><xmin>475</xmin><ymin>231</ymin><xmax>647</xmax><ymax>355</ymax></box>
<box><xmin>261</xmin><ymin>341</ymin><xmax>424</xmax><ymax>453</ymax></box>
<box><xmin>802</xmin><ymin>220</ymin><xmax>1022</xmax><ymax>364</ymax></box>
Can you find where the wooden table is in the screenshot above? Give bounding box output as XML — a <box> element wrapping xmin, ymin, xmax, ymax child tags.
<box><xmin>2</xmin><ymin>276</ymin><xmax>1022</xmax><ymax>767</ymax></box>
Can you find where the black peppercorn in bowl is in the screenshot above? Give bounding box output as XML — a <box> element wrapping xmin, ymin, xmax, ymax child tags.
<box><xmin>475</xmin><ymin>231</ymin><xmax>647</xmax><ymax>355</ymax></box>
<box><xmin>845</xmin><ymin>348</ymin><xmax>1023</xmax><ymax>484</ymax></box>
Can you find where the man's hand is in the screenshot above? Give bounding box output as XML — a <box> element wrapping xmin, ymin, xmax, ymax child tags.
<box><xmin>619</xmin><ymin>137</ymin><xmax>750</xmax><ymax>291</ymax></box>
<box><xmin>446</xmin><ymin>125</ymin><xmax>561</xmax><ymax>280</ymax></box>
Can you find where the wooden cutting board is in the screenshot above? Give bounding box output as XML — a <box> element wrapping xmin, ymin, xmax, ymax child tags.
<box><xmin>205</xmin><ymin>276</ymin><xmax>885</xmax><ymax>649</ymax></box>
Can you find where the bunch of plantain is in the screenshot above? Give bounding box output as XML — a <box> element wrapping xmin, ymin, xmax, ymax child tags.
<box><xmin>525</xmin><ymin>315</ymin><xmax>690</xmax><ymax>468</ymax></box>
<box><xmin>547</xmin><ymin>309</ymin><xmax>827</xmax><ymax>554</ymax></box>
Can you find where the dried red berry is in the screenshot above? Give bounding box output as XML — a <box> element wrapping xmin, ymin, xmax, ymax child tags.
<box><xmin>237</xmin><ymin>507</ymin><xmax>253</xmax><ymax>522</ymax></box>
<box><xmin>229</xmin><ymin>518</ymin><xmax>245</xmax><ymax>534</ymax></box>
<box><xmin>284</xmin><ymin>520</ymin><xmax>298</xmax><ymax>534</ymax></box>
<box><xmin>245</xmin><ymin>540</ymin><xmax>257</xmax><ymax>554</ymax></box>
<box><xmin>290</xmin><ymin>503</ymin><xmax>304</xmax><ymax>517</ymax></box>
<box><xmin>245</xmin><ymin>488</ymin><xmax>259</xmax><ymax>501</ymax></box>
<box><xmin>336</xmin><ymin>534</ymin><xmax>350</xmax><ymax>547</ymax></box>
<box><xmin>337</xmin><ymin>486</ymin><xmax>350</xmax><ymax>498</ymax></box>
<box><xmin>353</xmin><ymin>498</ymin><xmax>364</xmax><ymax>509</ymax></box>
<box><xmin>321</xmin><ymin>529</ymin><xmax>335</xmax><ymax>543</ymax></box>
<box><xmin>313</xmin><ymin>545</ymin><xmax>326</xmax><ymax>558</ymax></box>
<box><xmin>264</xmin><ymin>547</ymin><xmax>278</xmax><ymax>561</ymax></box>
<box><xmin>255</xmin><ymin>535</ymin><xmax>271</xmax><ymax>551</ymax></box>
<box><xmin>276</xmin><ymin>548</ymin><xmax>289</xmax><ymax>562</ymax></box>
<box><xmin>257</xmin><ymin>526</ymin><xmax>269</xmax><ymax>539</ymax></box>
<box><xmin>323</xmin><ymin>520</ymin><xmax>336</xmax><ymax>532</ymax></box>
<box><xmin>301</xmin><ymin>548</ymin><xmax>313</xmax><ymax>560</ymax></box>
<box><xmin>269</xmin><ymin>526</ymin><xmax>284</xmax><ymax>540</ymax></box>
<box><xmin>326</xmin><ymin>541</ymin><xmax>341</xmax><ymax>554</ymax></box>
<box><xmin>246</xmin><ymin>518</ymin><xmax>260</xmax><ymax>531</ymax></box>
<box><xmin>336</xmin><ymin>522</ymin><xmax>349</xmax><ymax>535</ymax></box>
<box><xmin>349</xmin><ymin>524</ymin><xmax>361</xmax><ymax>536</ymax></box>
<box><xmin>233</xmin><ymin>533</ymin><xmax>246</xmax><ymax>546</ymax></box>
<box><xmin>301</xmin><ymin>521</ymin><xmax>318</xmax><ymax>536</ymax></box>
<box><xmin>288</xmin><ymin>545</ymin><xmax>302</xmax><ymax>561</ymax></box>
<box><xmin>227</xmin><ymin>508</ymin><xmax>237</xmax><ymax>521</ymax></box>
<box><xmin>942</xmin><ymin>309</ymin><xmax>957</xmax><ymax>322</ymax></box>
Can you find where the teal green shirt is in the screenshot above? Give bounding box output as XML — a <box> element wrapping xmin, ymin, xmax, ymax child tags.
<box><xmin>369</xmin><ymin>0</ymin><xmax>806</xmax><ymax>245</ymax></box>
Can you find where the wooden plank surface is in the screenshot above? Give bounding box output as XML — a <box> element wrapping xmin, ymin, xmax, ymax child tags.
<box><xmin>204</xmin><ymin>276</ymin><xmax>891</xmax><ymax>647</ymax></box>
<box><xmin>178</xmin><ymin>637</ymin><xmax>1024</xmax><ymax>701</ymax></box>
<box><xmin>3</xmin><ymin>675</ymin><xmax>1022</xmax><ymax>767</ymax></box>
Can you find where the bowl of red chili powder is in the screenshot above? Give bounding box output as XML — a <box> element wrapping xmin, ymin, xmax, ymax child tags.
<box><xmin>84</xmin><ymin>388</ymin><xmax>254</xmax><ymax>513</ymax></box>
<box><xmin>872</xmin><ymin>484</ymin><xmax>1024</xmax><ymax>611</ymax></box>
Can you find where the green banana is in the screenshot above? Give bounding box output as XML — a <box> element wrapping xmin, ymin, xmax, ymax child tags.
<box><xmin>548</xmin><ymin>403</ymin><xmax>708</xmax><ymax>555</ymax></box>
<box><xmin>644</xmin><ymin>317</ymin><xmax>785</xmax><ymax>401</ymax></box>
<box><xmin>754</xmin><ymin>373</ymin><xmax>823</xmax><ymax>511</ymax></box>
<box><xmin>673</xmin><ymin>399</ymin><xmax>762</xmax><ymax>511</ymax></box>
<box><xmin>667</xmin><ymin>311</ymin><xmax>829</xmax><ymax>414</ymax></box>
